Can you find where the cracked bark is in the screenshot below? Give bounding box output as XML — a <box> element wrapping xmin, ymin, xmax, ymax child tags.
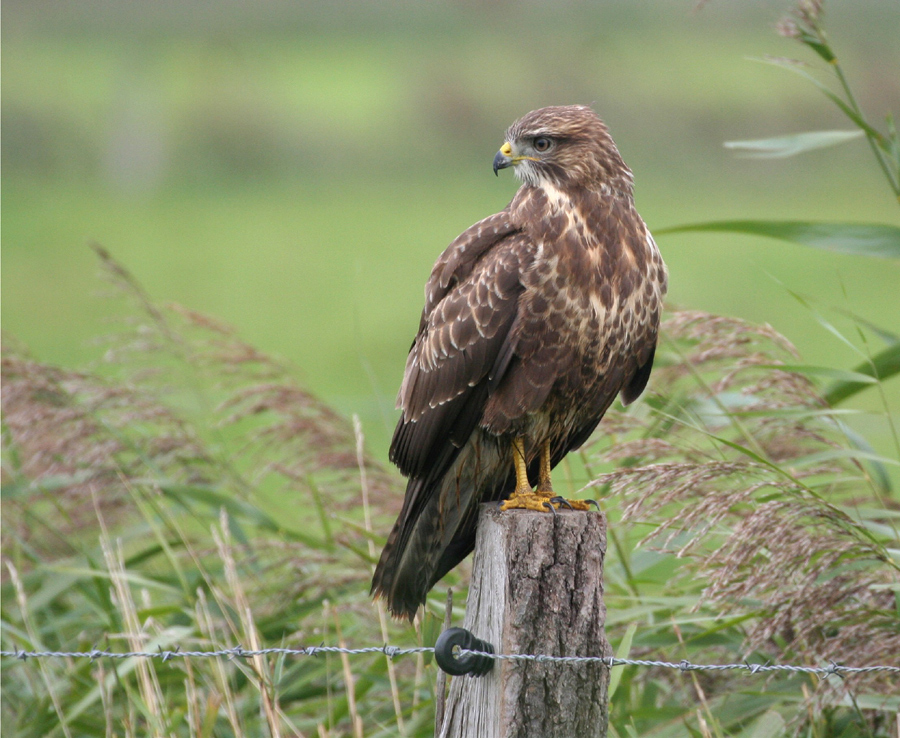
<box><xmin>437</xmin><ymin>505</ymin><xmax>611</xmax><ymax>738</ymax></box>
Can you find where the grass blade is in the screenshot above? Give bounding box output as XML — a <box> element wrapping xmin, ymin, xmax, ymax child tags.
<box><xmin>751</xmin><ymin>364</ymin><xmax>879</xmax><ymax>386</ymax></box>
<box><xmin>608</xmin><ymin>622</ymin><xmax>637</xmax><ymax>701</ymax></box>
<box><xmin>723</xmin><ymin>129</ymin><xmax>863</xmax><ymax>158</ymax></box>
<box><xmin>656</xmin><ymin>220</ymin><xmax>900</xmax><ymax>259</ymax></box>
<box><xmin>824</xmin><ymin>343</ymin><xmax>900</xmax><ymax>405</ymax></box>
<box><xmin>751</xmin><ymin>57</ymin><xmax>890</xmax><ymax>148</ymax></box>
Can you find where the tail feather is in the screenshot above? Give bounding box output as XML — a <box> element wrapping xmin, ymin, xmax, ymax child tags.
<box><xmin>371</xmin><ymin>432</ymin><xmax>509</xmax><ymax>619</ymax></box>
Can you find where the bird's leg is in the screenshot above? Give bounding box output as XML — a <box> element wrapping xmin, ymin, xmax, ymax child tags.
<box><xmin>500</xmin><ymin>438</ymin><xmax>593</xmax><ymax>512</ymax></box>
<box><xmin>535</xmin><ymin>438</ymin><xmax>555</xmax><ymax>496</ymax></box>
<box><xmin>500</xmin><ymin>438</ymin><xmax>545</xmax><ymax>512</ymax></box>
<box><xmin>511</xmin><ymin>436</ymin><xmax>532</xmax><ymax>497</ymax></box>
<box><xmin>538</xmin><ymin>438</ymin><xmax>593</xmax><ymax>512</ymax></box>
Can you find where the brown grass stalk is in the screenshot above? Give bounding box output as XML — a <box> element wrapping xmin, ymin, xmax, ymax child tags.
<box><xmin>98</xmin><ymin>532</ymin><xmax>168</xmax><ymax>737</ymax></box>
<box><xmin>331</xmin><ymin>606</ymin><xmax>363</xmax><ymax>738</ymax></box>
<box><xmin>354</xmin><ymin>415</ymin><xmax>408</xmax><ymax>735</ymax></box>
<box><xmin>6</xmin><ymin>561</ymin><xmax>75</xmax><ymax>738</ymax></box>
<box><xmin>195</xmin><ymin>589</ymin><xmax>243</xmax><ymax>736</ymax></box>
<box><xmin>212</xmin><ymin>510</ymin><xmax>292</xmax><ymax>738</ymax></box>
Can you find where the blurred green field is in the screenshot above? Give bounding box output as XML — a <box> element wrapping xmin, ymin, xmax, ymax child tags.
<box><xmin>3</xmin><ymin>0</ymin><xmax>899</xmax><ymax>459</ymax></box>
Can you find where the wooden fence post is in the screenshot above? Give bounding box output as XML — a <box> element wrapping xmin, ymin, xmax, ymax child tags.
<box><xmin>437</xmin><ymin>504</ymin><xmax>612</xmax><ymax>738</ymax></box>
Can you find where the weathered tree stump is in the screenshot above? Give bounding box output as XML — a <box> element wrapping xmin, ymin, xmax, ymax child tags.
<box><xmin>437</xmin><ymin>504</ymin><xmax>611</xmax><ymax>738</ymax></box>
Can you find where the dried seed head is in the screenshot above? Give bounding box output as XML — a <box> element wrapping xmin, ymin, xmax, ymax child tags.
<box><xmin>776</xmin><ymin>18</ymin><xmax>801</xmax><ymax>38</ymax></box>
<box><xmin>586</xmin><ymin>310</ymin><xmax>898</xmax><ymax>696</ymax></box>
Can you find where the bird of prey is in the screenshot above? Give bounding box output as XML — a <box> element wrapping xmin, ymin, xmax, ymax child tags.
<box><xmin>372</xmin><ymin>105</ymin><xmax>667</xmax><ymax>620</ymax></box>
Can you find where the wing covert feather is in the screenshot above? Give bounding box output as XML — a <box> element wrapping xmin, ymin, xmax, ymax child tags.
<box><xmin>424</xmin><ymin>211</ymin><xmax>517</xmax><ymax>317</ymax></box>
<box><xmin>390</xmin><ymin>228</ymin><xmax>531</xmax><ymax>480</ymax></box>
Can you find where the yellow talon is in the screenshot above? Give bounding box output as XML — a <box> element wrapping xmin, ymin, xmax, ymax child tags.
<box><xmin>499</xmin><ymin>437</ymin><xmax>594</xmax><ymax>512</ymax></box>
<box><xmin>499</xmin><ymin>437</ymin><xmax>533</xmax><ymax>510</ymax></box>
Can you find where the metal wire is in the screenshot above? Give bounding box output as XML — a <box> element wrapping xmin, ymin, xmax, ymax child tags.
<box><xmin>459</xmin><ymin>651</ymin><xmax>900</xmax><ymax>677</ymax></box>
<box><xmin>2</xmin><ymin>645</ymin><xmax>898</xmax><ymax>678</ymax></box>
<box><xmin>1</xmin><ymin>646</ymin><xmax>429</xmax><ymax>662</ymax></box>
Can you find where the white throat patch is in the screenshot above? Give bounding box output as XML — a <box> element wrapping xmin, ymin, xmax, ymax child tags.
<box><xmin>513</xmin><ymin>160</ymin><xmax>542</xmax><ymax>187</ymax></box>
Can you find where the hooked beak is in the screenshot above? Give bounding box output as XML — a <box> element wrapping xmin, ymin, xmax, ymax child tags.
<box><xmin>492</xmin><ymin>141</ymin><xmax>514</xmax><ymax>176</ymax></box>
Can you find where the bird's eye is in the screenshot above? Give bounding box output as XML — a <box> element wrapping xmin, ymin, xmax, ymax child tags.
<box><xmin>533</xmin><ymin>137</ymin><xmax>552</xmax><ymax>153</ymax></box>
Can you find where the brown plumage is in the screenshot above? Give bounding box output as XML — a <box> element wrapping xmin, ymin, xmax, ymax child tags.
<box><xmin>372</xmin><ymin>105</ymin><xmax>668</xmax><ymax>620</ymax></box>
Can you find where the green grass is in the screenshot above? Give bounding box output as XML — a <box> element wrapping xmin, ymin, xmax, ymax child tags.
<box><xmin>4</xmin><ymin>281</ymin><xmax>898</xmax><ymax>737</ymax></box>
<box><xmin>5</xmin><ymin>166</ymin><xmax>898</xmax><ymax>466</ymax></box>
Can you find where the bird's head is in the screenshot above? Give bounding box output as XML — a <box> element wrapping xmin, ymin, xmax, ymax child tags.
<box><xmin>493</xmin><ymin>105</ymin><xmax>632</xmax><ymax>193</ymax></box>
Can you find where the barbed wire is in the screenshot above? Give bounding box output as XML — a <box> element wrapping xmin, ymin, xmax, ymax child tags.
<box><xmin>2</xmin><ymin>645</ymin><xmax>898</xmax><ymax>678</ymax></box>
<box><xmin>0</xmin><ymin>646</ymin><xmax>429</xmax><ymax>662</ymax></box>
<box><xmin>459</xmin><ymin>650</ymin><xmax>900</xmax><ymax>677</ymax></box>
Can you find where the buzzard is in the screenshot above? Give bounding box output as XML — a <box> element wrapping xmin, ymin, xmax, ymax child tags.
<box><xmin>372</xmin><ymin>105</ymin><xmax>667</xmax><ymax>620</ymax></box>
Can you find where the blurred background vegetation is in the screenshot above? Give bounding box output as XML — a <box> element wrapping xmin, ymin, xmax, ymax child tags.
<box><xmin>3</xmin><ymin>0</ymin><xmax>899</xmax><ymax>463</ymax></box>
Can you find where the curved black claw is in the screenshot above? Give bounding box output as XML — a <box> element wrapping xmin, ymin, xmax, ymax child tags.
<box><xmin>585</xmin><ymin>499</ymin><xmax>600</xmax><ymax>509</ymax></box>
<box><xmin>542</xmin><ymin>500</ymin><xmax>558</xmax><ymax>515</ymax></box>
<box><xmin>549</xmin><ymin>496</ymin><xmax>574</xmax><ymax>511</ymax></box>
